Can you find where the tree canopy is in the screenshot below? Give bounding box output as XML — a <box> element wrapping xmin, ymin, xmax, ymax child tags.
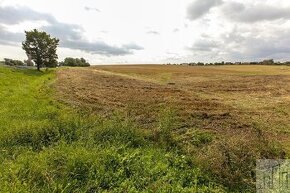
<box><xmin>59</xmin><ymin>57</ymin><xmax>90</xmax><ymax>67</ymax></box>
<box><xmin>22</xmin><ymin>29</ymin><xmax>59</xmax><ymax>70</ymax></box>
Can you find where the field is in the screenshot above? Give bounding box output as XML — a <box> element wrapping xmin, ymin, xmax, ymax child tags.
<box><xmin>57</xmin><ymin>65</ymin><xmax>290</xmax><ymax>150</ymax></box>
<box><xmin>0</xmin><ymin>64</ymin><xmax>289</xmax><ymax>192</ymax></box>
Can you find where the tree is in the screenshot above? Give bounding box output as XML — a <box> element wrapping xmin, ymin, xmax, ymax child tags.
<box><xmin>261</xmin><ymin>59</ymin><xmax>274</xmax><ymax>65</ymax></box>
<box><xmin>4</xmin><ymin>58</ymin><xmax>24</xmax><ymax>66</ymax></box>
<box><xmin>22</xmin><ymin>29</ymin><xmax>59</xmax><ymax>71</ymax></box>
<box><xmin>59</xmin><ymin>57</ymin><xmax>90</xmax><ymax>67</ymax></box>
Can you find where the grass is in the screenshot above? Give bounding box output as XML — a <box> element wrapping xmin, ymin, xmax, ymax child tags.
<box><xmin>0</xmin><ymin>66</ymin><xmax>226</xmax><ymax>192</ymax></box>
<box><xmin>1</xmin><ymin>64</ymin><xmax>288</xmax><ymax>192</ymax></box>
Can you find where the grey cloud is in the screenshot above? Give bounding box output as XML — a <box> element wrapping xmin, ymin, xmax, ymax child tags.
<box><xmin>147</xmin><ymin>30</ymin><xmax>160</xmax><ymax>35</ymax></box>
<box><xmin>240</xmin><ymin>37</ymin><xmax>290</xmax><ymax>60</ymax></box>
<box><xmin>220</xmin><ymin>27</ymin><xmax>246</xmax><ymax>51</ymax></box>
<box><xmin>42</xmin><ymin>21</ymin><xmax>143</xmax><ymax>56</ymax></box>
<box><xmin>41</xmin><ymin>22</ymin><xmax>84</xmax><ymax>41</ymax></box>
<box><xmin>62</xmin><ymin>40</ymin><xmax>135</xmax><ymax>56</ymax></box>
<box><xmin>200</xmin><ymin>33</ymin><xmax>211</xmax><ymax>38</ymax></box>
<box><xmin>122</xmin><ymin>43</ymin><xmax>144</xmax><ymax>50</ymax></box>
<box><xmin>42</xmin><ymin>22</ymin><xmax>143</xmax><ymax>56</ymax></box>
<box><xmin>0</xmin><ymin>5</ymin><xmax>142</xmax><ymax>56</ymax></box>
<box><xmin>0</xmin><ymin>6</ymin><xmax>55</xmax><ymax>25</ymax></box>
<box><xmin>173</xmin><ymin>28</ymin><xmax>179</xmax><ymax>33</ymax></box>
<box><xmin>185</xmin><ymin>24</ymin><xmax>290</xmax><ymax>61</ymax></box>
<box><xmin>218</xmin><ymin>27</ymin><xmax>290</xmax><ymax>61</ymax></box>
<box><xmin>187</xmin><ymin>0</ymin><xmax>223</xmax><ymax>20</ymax></box>
<box><xmin>222</xmin><ymin>2</ymin><xmax>290</xmax><ymax>23</ymax></box>
<box><xmin>188</xmin><ymin>39</ymin><xmax>220</xmax><ymax>52</ymax></box>
<box><xmin>84</xmin><ymin>6</ymin><xmax>100</xmax><ymax>12</ymax></box>
<box><xmin>0</xmin><ymin>25</ymin><xmax>24</xmax><ymax>45</ymax></box>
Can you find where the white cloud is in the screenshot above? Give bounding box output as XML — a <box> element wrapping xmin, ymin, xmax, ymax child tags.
<box><xmin>146</xmin><ymin>30</ymin><xmax>160</xmax><ymax>35</ymax></box>
<box><xmin>187</xmin><ymin>0</ymin><xmax>223</xmax><ymax>20</ymax></box>
<box><xmin>84</xmin><ymin>6</ymin><xmax>100</xmax><ymax>12</ymax></box>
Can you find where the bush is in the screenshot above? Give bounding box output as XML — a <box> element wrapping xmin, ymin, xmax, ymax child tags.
<box><xmin>59</xmin><ymin>57</ymin><xmax>90</xmax><ymax>67</ymax></box>
<box><xmin>4</xmin><ymin>58</ymin><xmax>24</xmax><ymax>66</ymax></box>
<box><xmin>196</xmin><ymin>130</ymin><xmax>285</xmax><ymax>191</ymax></box>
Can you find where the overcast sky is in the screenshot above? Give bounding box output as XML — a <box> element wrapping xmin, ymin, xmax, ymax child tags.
<box><xmin>1</xmin><ymin>0</ymin><xmax>290</xmax><ymax>64</ymax></box>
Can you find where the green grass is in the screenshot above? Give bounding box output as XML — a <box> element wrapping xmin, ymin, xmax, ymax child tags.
<box><xmin>0</xmin><ymin>67</ymin><xmax>56</xmax><ymax>133</ymax></box>
<box><xmin>0</xmin><ymin>66</ymin><xmax>226</xmax><ymax>192</ymax></box>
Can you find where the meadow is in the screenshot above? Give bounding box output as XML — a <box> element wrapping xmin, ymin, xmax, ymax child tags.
<box><xmin>0</xmin><ymin>64</ymin><xmax>289</xmax><ymax>192</ymax></box>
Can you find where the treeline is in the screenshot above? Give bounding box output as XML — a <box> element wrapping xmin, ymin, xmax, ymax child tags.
<box><xmin>168</xmin><ymin>59</ymin><xmax>290</xmax><ymax>66</ymax></box>
<box><xmin>59</xmin><ymin>57</ymin><xmax>90</xmax><ymax>67</ymax></box>
<box><xmin>0</xmin><ymin>57</ymin><xmax>90</xmax><ymax>67</ymax></box>
<box><xmin>0</xmin><ymin>58</ymin><xmax>34</xmax><ymax>66</ymax></box>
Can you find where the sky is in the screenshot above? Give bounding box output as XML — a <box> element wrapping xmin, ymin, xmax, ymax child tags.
<box><xmin>1</xmin><ymin>0</ymin><xmax>290</xmax><ymax>64</ymax></box>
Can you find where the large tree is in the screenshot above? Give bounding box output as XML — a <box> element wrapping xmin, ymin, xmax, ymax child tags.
<box><xmin>22</xmin><ymin>29</ymin><xmax>59</xmax><ymax>71</ymax></box>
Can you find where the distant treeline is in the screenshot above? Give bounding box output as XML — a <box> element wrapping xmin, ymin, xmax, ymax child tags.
<box><xmin>167</xmin><ymin>59</ymin><xmax>290</xmax><ymax>66</ymax></box>
<box><xmin>0</xmin><ymin>57</ymin><xmax>90</xmax><ymax>67</ymax></box>
<box><xmin>1</xmin><ymin>58</ymin><xmax>33</xmax><ymax>66</ymax></box>
<box><xmin>59</xmin><ymin>57</ymin><xmax>90</xmax><ymax>67</ymax></box>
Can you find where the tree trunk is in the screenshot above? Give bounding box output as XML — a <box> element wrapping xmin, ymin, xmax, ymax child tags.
<box><xmin>36</xmin><ymin>50</ymin><xmax>41</xmax><ymax>71</ymax></box>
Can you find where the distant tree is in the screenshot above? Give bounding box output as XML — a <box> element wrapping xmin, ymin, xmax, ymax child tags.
<box><xmin>59</xmin><ymin>57</ymin><xmax>90</xmax><ymax>67</ymax></box>
<box><xmin>80</xmin><ymin>58</ymin><xmax>89</xmax><ymax>66</ymax></box>
<box><xmin>261</xmin><ymin>59</ymin><xmax>274</xmax><ymax>65</ymax></box>
<box><xmin>4</xmin><ymin>58</ymin><xmax>24</xmax><ymax>66</ymax></box>
<box><xmin>22</xmin><ymin>29</ymin><xmax>59</xmax><ymax>71</ymax></box>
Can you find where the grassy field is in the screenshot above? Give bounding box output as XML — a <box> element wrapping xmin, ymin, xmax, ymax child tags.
<box><xmin>1</xmin><ymin>64</ymin><xmax>289</xmax><ymax>192</ymax></box>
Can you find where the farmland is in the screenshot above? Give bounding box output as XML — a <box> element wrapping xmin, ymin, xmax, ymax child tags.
<box><xmin>58</xmin><ymin>65</ymin><xmax>290</xmax><ymax>151</ymax></box>
<box><xmin>0</xmin><ymin>64</ymin><xmax>289</xmax><ymax>192</ymax></box>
